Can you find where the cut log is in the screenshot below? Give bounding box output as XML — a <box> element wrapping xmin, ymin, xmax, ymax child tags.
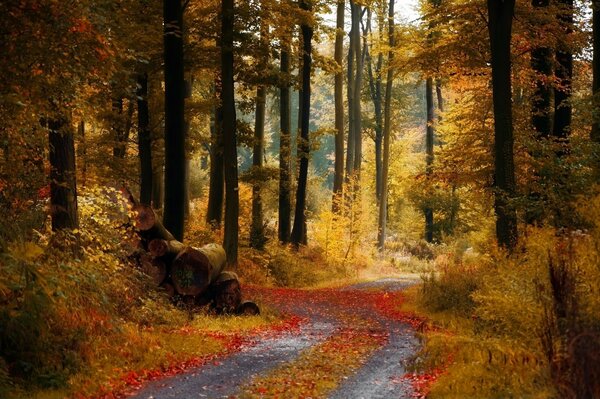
<box><xmin>212</xmin><ymin>271</ymin><xmax>242</xmax><ymax>314</ymax></box>
<box><xmin>171</xmin><ymin>243</ymin><xmax>226</xmax><ymax>296</ymax></box>
<box><xmin>140</xmin><ymin>256</ymin><xmax>167</xmax><ymax>285</ymax></box>
<box><xmin>236</xmin><ymin>301</ymin><xmax>260</xmax><ymax>316</ymax></box>
<box><xmin>133</xmin><ymin>204</ymin><xmax>175</xmax><ymax>241</ymax></box>
<box><xmin>148</xmin><ymin>238</ymin><xmax>185</xmax><ymax>258</ymax></box>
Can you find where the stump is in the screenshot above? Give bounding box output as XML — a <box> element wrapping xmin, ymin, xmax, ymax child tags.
<box><xmin>236</xmin><ymin>301</ymin><xmax>260</xmax><ymax>316</ymax></box>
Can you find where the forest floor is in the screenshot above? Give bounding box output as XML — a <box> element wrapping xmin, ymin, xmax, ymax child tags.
<box><xmin>128</xmin><ymin>277</ymin><xmax>424</xmax><ymax>399</ymax></box>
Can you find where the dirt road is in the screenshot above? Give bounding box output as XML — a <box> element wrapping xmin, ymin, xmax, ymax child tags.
<box><xmin>130</xmin><ymin>278</ymin><xmax>420</xmax><ymax>399</ymax></box>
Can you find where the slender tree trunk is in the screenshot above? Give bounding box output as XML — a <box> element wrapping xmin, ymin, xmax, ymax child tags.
<box><xmin>488</xmin><ymin>0</ymin><xmax>517</xmax><ymax>250</ymax></box>
<box><xmin>593</xmin><ymin>1</ymin><xmax>600</xmax><ymax>146</ymax></box>
<box><xmin>221</xmin><ymin>0</ymin><xmax>239</xmax><ymax>264</ymax></box>
<box><xmin>425</xmin><ymin>77</ymin><xmax>434</xmax><ymax>242</ymax></box>
<box><xmin>377</xmin><ymin>0</ymin><xmax>394</xmax><ymax>251</ymax></box>
<box><xmin>78</xmin><ymin>120</ymin><xmax>86</xmax><ymax>188</ymax></box>
<box><xmin>352</xmin><ymin>2</ymin><xmax>364</xmax><ymax>176</ymax></box>
<box><xmin>553</xmin><ymin>0</ymin><xmax>573</xmax><ymax>140</ymax></box>
<box><xmin>435</xmin><ymin>79</ymin><xmax>444</xmax><ymax>113</ymax></box>
<box><xmin>152</xmin><ymin>159</ymin><xmax>164</xmax><ymax>211</ymax></box>
<box><xmin>332</xmin><ymin>0</ymin><xmax>345</xmax><ymax>212</ymax></box>
<box><xmin>206</xmin><ymin>89</ymin><xmax>224</xmax><ymax>227</ymax></box>
<box><xmin>163</xmin><ymin>0</ymin><xmax>186</xmax><ymax>241</ymax></box>
<box><xmin>531</xmin><ymin>0</ymin><xmax>552</xmax><ymax>138</ymax></box>
<box><xmin>112</xmin><ymin>96</ymin><xmax>125</xmax><ymax>159</ymax></box>
<box><xmin>365</xmin><ymin>8</ymin><xmax>384</xmax><ymax>201</ymax></box>
<box><xmin>279</xmin><ymin>43</ymin><xmax>292</xmax><ymax>242</ymax></box>
<box><xmin>138</xmin><ymin>73</ymin><xmax>153</xmax><ymax>206</ymax></box>
<box><xmin>48</xmin><ymin>117</ymin><xmax>79</xmax><ymax>231</ymax></box>
<box><xmin>346</xmin><ymin>3</ymin><xmax>356</xmax><ymax>182</ymax></box>
<box><xmin>290</xmin><ymin>0</ymin><xmax>313</xmax><ymax>247</ymax></box>
<box><xmin>251</xmin><ymin>85</ymin><xmax>266</xmax><ymax>248</ymax></box>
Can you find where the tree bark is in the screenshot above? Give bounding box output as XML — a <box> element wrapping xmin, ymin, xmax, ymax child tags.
<box><xmin>352</xmin><ymin>2</ymin><xmax>364</xmax><ymax>177</ymax></box>
<box><xmin>425</xmin><ymin>77</ymin><xmax>434</xmax><ymax>243</ymax></box>
<box><xmin>332</xmin><ymin>0</ymin><xmax>345</xmax><ymax>212</ymax></box>
<box><xmin>138</xmin><ymin>73</ymin><xmax>153</xmax><ymax>206</ymax></box>
<box><xmin>553</xmin><ymin>0</ymin><xmax>573</xmax><ymax>140</ymax></box>
<box><xmin>367</xmin><ymin>20</ymin><xmax>384</xmax><ymax>202</ymax></box>
<box><xmin>377</xmin><ymin>0</ymin><xmax>394</xmax><ymax>251</ymax></box>
<box><xmin>152</xmin><ymin>158</ymin><xmax>164</xmax><ymax>211</ymax></box>
<box><xmin>206</xmin><ymin>97</ymin><xmax>224</xmax><ymax>227</ymax></box>
<box><xmin>221</xmin><ymin>0</ymin><xmax>239</xmax><ymax>265</ymax></box>
<box><xmin>163</xmin><ymin>0</ymin><xmax>186</xmax><ymax>241</ymax></box>
<box><xmin>251</xmin><ymin>6</ymin><xmax>268</xmax><ymax>249</ymax></box>
<box><xmin>279</xmin><ymin>41</ymin><xmax>292</xmax><ymax>242</ymax></box>
<box><xmin>251</xmin><ymin>85</ymin><xmax>266</xmax><ymax>248</ymax></box>
<box><xmin>112</xmin><ymin>96</ymin><xmax>125</xmax><ymax>159</ymax></box>
<box><xmin>488</xmin><ymin>0</ymin><xmax>518</xmax><ymax>250</ymax></box>
<box><xmin>593</xmin><ymin>1</ymin><xmax>600</xmax><ymax>145</ymax></box>
<box><xmin>346</xmin><ymin>3</ymin><xmax>356</xmax><ymax>182</ymax></box>
<box><xmin>290</xmin><ymin>0</ymin><xmax>313</xmax><ymax>247</ymax></box>
<box><xmin>531</xmin><ymin>0</ymin><xmax>552</xmax><ymax>138</ymax></box>
<box><xmin>48</xmin><ymin>117</ymin><xmax>79</xmax><ymax>231</ymax></box>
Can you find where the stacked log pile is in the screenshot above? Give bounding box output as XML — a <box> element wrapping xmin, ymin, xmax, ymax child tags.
<box><xmin>131</xmin><ymin>203</ymin><xmax>259</xmax><ymax>316</ymax></box>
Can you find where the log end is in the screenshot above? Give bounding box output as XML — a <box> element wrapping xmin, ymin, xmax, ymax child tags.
<box><xmin>133</xmin><ymin>204</ymin><xmax>156</xmax><ymax>231</ymax></box>
<box><xmin>171</xmin><ymin>247</ymin><xmax>211</xmax><ymax>296</ymax></box>
<box><xmin>148</xmin><ymin>239</ymin><xmax>168</xmax><ymax>257</ymax></box>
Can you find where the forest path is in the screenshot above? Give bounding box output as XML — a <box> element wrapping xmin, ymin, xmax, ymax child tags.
<box><xmin>129</xmin><ymin>278</ymin><xmax>420</xmax><ymax>399</ymax></box>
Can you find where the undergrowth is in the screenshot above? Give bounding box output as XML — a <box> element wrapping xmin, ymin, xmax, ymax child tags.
<box><xmin>411</xmin><ymin>198</ymin><xmax>600</xmax><ymax>398</ymax></box>
<box><xmin>0</xmin><ymin>186</ymin><xmax>277</xmax><ymax>398</ymax></box>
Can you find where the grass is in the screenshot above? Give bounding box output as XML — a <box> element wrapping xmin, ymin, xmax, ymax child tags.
<box><xmin>11</xmin><ymin>311</ymin><xmax>283</xmax><ymax>399</ymax></box>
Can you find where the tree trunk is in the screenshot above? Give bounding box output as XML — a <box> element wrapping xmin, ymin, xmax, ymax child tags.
<box><xmin>222</xmin><ymin>0</ymin><xmax>239</xmax><ymax>265</ymax></box>
<box><xmin>279</xmin><ymin>41</ymin><xmax>292</xmax><ymax>242</ymax></box>
<box><xmin>251</xmin><ymin>85</ymin><xmax>266</xmax><ymax>249</ymax></box>
<box><xmin>553</xmin><ymin>0</ymin><xmax>573</xmax><ymax>140</ymax></box>
<box><xmin>251</xmin><ymin>6</ymin><xmax>268</xmax><ymax>249</ymax></box>
<box><xmin>138</xmin><ymin>73</ymin><xmax>153</xmax><ymax>206</ymax></box>
<box><xmin>48</xmin><ymin>117</ymin><xmax>79</xmax><ymax>231</ymax></box>
<box><xmin>152</xmin><ymin>158</ymin><xmax>164</xmax><ymax>211</ymax></box>
<box><xmin>366</xmin><ymin>9</ymin><xmax>384</xmax><ymax>202</ymax></box>
<box><xmin>352</xmin><ymin>2</ymin><xmax>364</xmax><ymax>176</ymax></box>
<box><xmin>332</xmin><ymin>0</ymin><xmax>345</xmax><ymax>212</ymax></box>
<box><xmin>112</xmin><ymin>96</ymin><xmax>125</xmax><ymax>159</ymax></box>
<box><xmin>78</xmin><ymin>120</ymin><xmax>87</xmax><ymax>188</ymax></box>
<box><xmin>435</xmin><ymin>79</ymin><xmax>444</xmax><ymax>114</ymax></box>
<box><xmin>425</xmin><ymin>77</ymin><xmax>435</xmax><ymax>243</ymax></box>
<box><xmin>531</xmin><ymin>0</ymin><xmax>552</xmax><ymax>138</ymax></box>
<box><xmin>163</xmin><ymin>0</ymin><xmax>186</xmax><ymax>241</ymax></box>
<box><xmin>488</xmin><ymin>0</ymin><xmax>517</xmax><ymax>250</ymax></box>
<box><xmin>593</xmin><ymin>1</ymin><xmax>600</xmax><ymax>146</ymax></box>
<box><xmin>290</xmin><ymin>0</ymin><xmax>313</xmax><ymax>247</ymax></box>
<box><xmin>206</xmin><ymin>98</ymin><xmax>224</xmax><ymax>227</ymax></box>
<box><xmin>346</xmin><ymin>3</ymin><xmax>356</xmax><ymax>182</ymax></box>
<box><xmin>377</xmin><ymin>0</ymin><xmax>394</xmax><ymax>251</ymax></box>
